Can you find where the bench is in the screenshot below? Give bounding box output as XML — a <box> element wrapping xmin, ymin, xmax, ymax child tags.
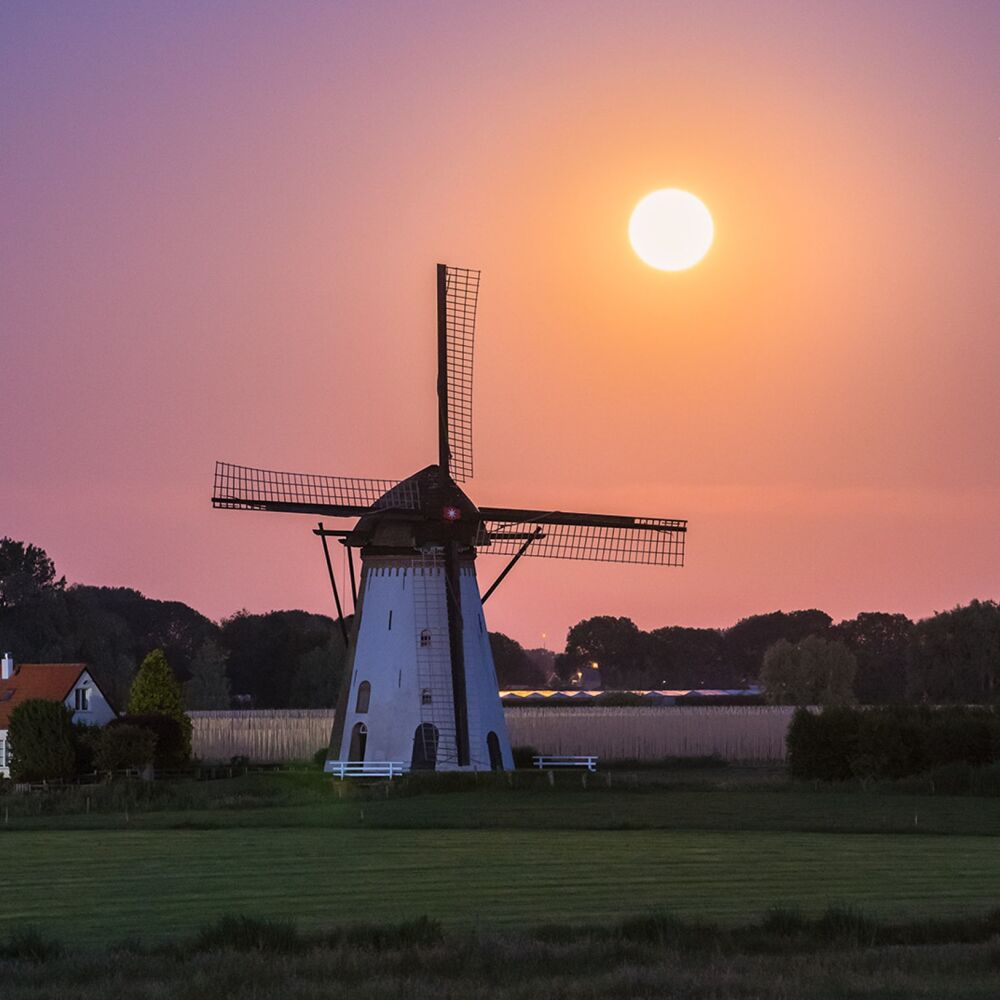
<box><xmin>325</xmin><ymin>761</ymin><xmax>408</xmax><ymax>780</ymax></box>
<box><xmin>532</xmin><ymin>755</ymin><xmax>598</xmax><ymax>772</ymax></box>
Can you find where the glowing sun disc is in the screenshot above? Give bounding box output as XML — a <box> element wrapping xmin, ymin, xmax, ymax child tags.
<box><xmin>629</xmin><ymin>189</ymin><xmax>714</xmax><ymax>271</ymax></box>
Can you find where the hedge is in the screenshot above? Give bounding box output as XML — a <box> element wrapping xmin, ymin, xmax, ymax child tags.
<box><xmin>787</xmin><ymin>705</ymin><xmax>1000</xmax><ymax>782</ymax></box>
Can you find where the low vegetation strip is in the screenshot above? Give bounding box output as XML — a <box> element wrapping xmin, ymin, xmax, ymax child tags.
<box><xmin>3</xmin><ymin>827</ymin><xmax>999</xmax><ymax>944</ymax></box>
<box><xmin>2</xmin><ymin>911</ymin><xmax>1000</xmax><ymax>1000</ymax></box>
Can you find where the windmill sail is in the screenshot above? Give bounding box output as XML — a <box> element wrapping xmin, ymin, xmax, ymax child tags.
<box><xmin>212</xmin><ymin>462</ymin><xmax>420</xmax><ymax>517</ymax></box>
<box><xmin>437</xmin><ymin>264</ymin><xmax>479</xmax><ymax>482</ymax></box>
<box><xmin>478</xmin><ymin>507</ymin><xmax>686</xmax><ymax>565</ymax></box>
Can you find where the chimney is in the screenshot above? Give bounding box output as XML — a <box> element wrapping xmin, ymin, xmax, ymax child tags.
<box><xmin>1</xmin><ymin>653</ymin><xmax>13</xmax><ymax>681</ymax></box>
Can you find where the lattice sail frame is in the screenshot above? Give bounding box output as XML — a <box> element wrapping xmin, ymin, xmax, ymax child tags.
<box><xmin>444</xmin><ymin>266</ymin><xmax>479</xmax><ymax>482</ymax></box>
<box><xmin>479</xmin><ymin>517</ymin><xmax>686</xmax><ymax>566</ymax></box>
<box><xmin>212</xmin><ymin>462</ymin><xmax>419</xmax><ymax>514</ymax></box>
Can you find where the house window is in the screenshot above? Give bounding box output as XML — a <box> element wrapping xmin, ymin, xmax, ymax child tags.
<box><xmin>355</xmin><ymin>681</ymin><xmax>371</xmax><ymax>714</ymax></box>
<box><xmin>74</xmin><ymin>686</ymin><xmax>91</xmax><ymax>712</ymax></box>
<box><xmin>0</xmin><ymin>735</ymin><xmax>6</xmax><ymax>770</ymax></box>
<box><xmin>421</xmin><ymin>688</ymin><xmax>432</xmax><ymax>706</ymax></box>
<box><xmin>419</xmin><ymin>629</ymin><xmax>432</xmax><ymax>648</ymax></box>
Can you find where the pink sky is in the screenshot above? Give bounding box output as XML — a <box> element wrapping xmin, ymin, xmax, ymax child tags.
<box><xmin>3</xmin><ymin>2</ymin><xmax>998</xmax><ymax>648</ymax></box>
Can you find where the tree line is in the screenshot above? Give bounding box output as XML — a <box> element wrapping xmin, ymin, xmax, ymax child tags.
<box><xmin>2</xmin><ymin>538</ymin><xmax>997</xmax><ymax>708</ymax></box>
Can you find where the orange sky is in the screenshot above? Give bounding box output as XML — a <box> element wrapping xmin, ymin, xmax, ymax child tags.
<box><xmin>3</xmin><ymin>2</ymin><xmax>998</xmax><ymax>648</ymax></box>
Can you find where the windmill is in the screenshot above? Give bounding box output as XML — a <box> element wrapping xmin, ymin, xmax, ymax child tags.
<box><xmin>212</xmin><ymin>265</ymin><xmax>687</xmax><ymax>772</ymax></box>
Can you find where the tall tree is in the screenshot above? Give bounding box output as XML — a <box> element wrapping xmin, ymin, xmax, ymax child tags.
<box><xmin>559</xmin><ymin>616</ymin><xmax>644</xmax><ymax>687</ymax></box>
<box><xmin>909</xmin><ymin>601</ymin><xmax>1000</xmax><ymax>704</ymax></box>
<box><xmin>647</xmin><ymin>626</ymin><xmax>725</xmax><ymax>688</ymax></box>
<box><xmin>761</xmin><ymin>635</ymin><xmax>857</xmax><ymax>706</ymax></box>
<box><xmin>184</xmin><ymin>639</ymin><xmax>232</xmax><ymax>710</ymax></box>
<box><xmin>288</xmin><ymin>639</ymin><xmax>343</xmax><ymax>708</ymax></box>
<box><xmin>833</xmin><ymin>612</ymin><xmax>914</xmax><ymax>704</ymax></box>
<box><xmin>0</xmin><ymin>538</ymin><xmax>65</xmax><ymax>609</ymax></box>
<box><xmin>489</xmin><ymin>633</ymin><xmax>546</xmax><ymax>688</ymax></box>
<box><xmin>723</xmin><ymin>610</ymin><xmax>832</xmax><ymax>686</ymax></box>
<box><xmin>128</xmin><ymin>648</ymin><xmax>185</xmax><ymax>719</ymax></box>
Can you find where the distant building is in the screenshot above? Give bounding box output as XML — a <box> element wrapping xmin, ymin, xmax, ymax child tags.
<box><xmin>0</xmin><ymin>654</ymin><xmax>116</xmax><ymax>777</ymax></box>
<box><xmin>570</xmin><ymin>661</ymin><xmax>603</xmax><ymax>691</ymax></box>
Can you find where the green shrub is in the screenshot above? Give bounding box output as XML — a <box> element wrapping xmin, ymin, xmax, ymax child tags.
<box><xmin>312</xmin><ymin>746</ymin><xmax>329</xmax><ymax>769</ymax></box>
<box><xmin>7</xmin><ymin>699</ymin><xmax>77</xmax><ymax>782</ymax></box>
<box><xmin>127</xmin><ymin>649</ymin><xmax>192</xmax><ymax>760</ymax></box>
<box><xmin>94</xmin><ymin>724</ymin><xmax>157</xmax><ymax>773</ymax></box>
<box><xmin>853</xmin><ymin>708</ymin><xmax>927</xmax><ymax>780</ymax></box>
<box><xmin>787</xmin><ymin>707</ymin><xmax>860</xmax><ymax>781</ymax></box>
<box><xmin>109</xmin><ymin>714</ymin><xmax>188</xmax><ymax>768</ymax></box>
<box><xmin>192</xmin><ymin>916</ymin><xmax>304</xmax><ymax>954</ymax></box>
<box><xmin>0</xmin><ymin>927</ymin><xmax>63</xmax><ymax>962</ymax></box>
<box><xmin>789</xmin><ymin>705</ymin><xmax>1000</xmax><ymax>783</ymax></box>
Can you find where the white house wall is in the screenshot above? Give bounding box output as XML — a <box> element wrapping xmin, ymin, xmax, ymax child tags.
<box><xmin>66</xmin><ymin>671</ymin><xmax>116</xmax><ymax>727</ymax></box>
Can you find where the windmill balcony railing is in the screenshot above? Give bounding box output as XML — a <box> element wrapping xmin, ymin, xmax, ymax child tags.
<box><xmin>324</xmin><ymin>760</ymin><xmax>409</xmax><ymax>780</ymax></box>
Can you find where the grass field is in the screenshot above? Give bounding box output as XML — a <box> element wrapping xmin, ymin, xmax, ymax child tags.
<box><xmin>6</xmin><ymin>826</ymin><xmax>1000</xmax><ymax>944</ymax></box>
<box><xmin>2</xmin><ymin>769</ymin><xmax>1000</xmax><ymax>947</ymax></box>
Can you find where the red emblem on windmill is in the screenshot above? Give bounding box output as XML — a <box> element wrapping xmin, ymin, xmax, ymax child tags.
<box><xmin>443</xmin><ymin>505</ymin><xmax>462</xmax><ymax>522</ymax></box>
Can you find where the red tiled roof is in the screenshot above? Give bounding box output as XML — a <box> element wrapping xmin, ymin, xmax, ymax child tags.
<box><xmin>0</xmin><ymin>663</ymin><xmax>87</xmax><ymax>729</ymax></box>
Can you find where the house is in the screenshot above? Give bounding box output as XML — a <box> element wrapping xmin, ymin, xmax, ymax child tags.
<box><xmin>0</xmin><ymin>653</ymin><xmax>116</xmax><ymax>778</ymax></box>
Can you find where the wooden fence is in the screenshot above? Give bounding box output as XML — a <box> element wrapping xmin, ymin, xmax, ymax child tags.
<box><xmin>191</xmin><ymin>706</ymin><xmax>794</xmax><ymax>764</ymax></box>
<box><xmin>190</xmin><ymin>710</ymin><xmax>335</xmax><ymax>764</ymax></box>
<box><xmin>505</xmin><ymin>706</ymin><xmax>794</xmax><ymax>763</ymax></box>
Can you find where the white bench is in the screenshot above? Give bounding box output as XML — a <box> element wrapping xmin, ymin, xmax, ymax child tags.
<box><xmin>324</xmin><ymin>761</ymin><xmax>408</xmax><ymax>780</ymax></box>
<box><xmin>533</xmin><ymin>755</ymin><xmax>598</xmax><ymax>772</ymax></box>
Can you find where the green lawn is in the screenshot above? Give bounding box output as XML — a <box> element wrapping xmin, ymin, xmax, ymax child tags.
<box><xmin>3</xmin><ymin>773</ymin><xmax>1000</xmax><ymax>946</ymax></box>
<box><xmin>5</xmin><ymin>824</ymin><xmax>1000</xmax><ymax>943</ymax></box>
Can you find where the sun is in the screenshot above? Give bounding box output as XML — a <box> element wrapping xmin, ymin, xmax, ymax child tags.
<box><xmin>628</xmin><ymin>189</ymin><xmax>714</xmax><ymax>271</ymax></box>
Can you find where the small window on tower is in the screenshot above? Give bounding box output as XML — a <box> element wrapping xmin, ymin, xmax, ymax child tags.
<box><xmin>355</xmin><ymin>681</ymin><xmax>371</xmax><ymax>714</ymax></box>
<box><xmin>419</xmin><ymin>629</ymin><xmax>432</xmax><ymax>648</ymax></box>
<box><xmin>74</xmin><ymin>687</ymin><xmax>90</xmax><ymax>712</ymax></box>
<box><xmin>421</xmin><ymin>688</ymin><xmax>432</xmax><ymax>705</ymax></box>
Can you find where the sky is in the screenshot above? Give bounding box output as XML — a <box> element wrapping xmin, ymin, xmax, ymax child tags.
<box><xmin>3</xmin><ymin>1</ymin><xmax>999</xmax><ymax>650</ymax></box>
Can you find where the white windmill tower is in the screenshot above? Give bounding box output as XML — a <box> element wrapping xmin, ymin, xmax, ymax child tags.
<box><xmin>212</xmin><ymin>265</ymin><xmax>688</xmax><ymax>771</ymax></box>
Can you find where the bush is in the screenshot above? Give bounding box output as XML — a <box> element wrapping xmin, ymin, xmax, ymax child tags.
<box><xmin>127</xmin><ymin>649</ymin><xmax>192</xmax><ymax>760</ymax></box>
<box><xmin>786</xmin><ymin>707</ymin><xmax>860</xmax><ymax>781</ymax></box>
<box><xmin>0</xmin><ymin>927</ymin><xmax>63</xmax><ymax>962</ymax></box>
<box><xmin>7</xmin><ymin>699</ymin><xmax>77</xmax><ymax>782</ymax></box>
<box><xmin>789</xmin><ymin>705</ymin><xmax>1000</xmax><ymax>783</ymax></box>
<box><xmin>94</xmin><ymin>724</ymin><xmax>157</xmax><ymax>773</ymax></box>
<box><xmin>852</xmin><ymin>708</ymin><xmax>927</xmax><ymax>780</ymax></box>
<box><xmin>109</xmin><ymin>714</ymin><xmax>189</xmax><ymax>769</ymax></box>
<box><xmin>313</xmin><ymin>746</ymin><xmax>329</xmax><ymax>769</ymax></box>
<box><xmin>192</xmin><ymin>916</ymin><xmax>304</xmax><ymax>954</ymax></box>
<box><xmin>511</xmin><ymin>745</ymin><xmax>540</xmax><ymax>769</ymax></box>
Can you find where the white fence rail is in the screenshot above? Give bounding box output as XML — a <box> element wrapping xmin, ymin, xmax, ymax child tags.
<box><xmin>324</xmin><ymin>761</ymin><xmax>408</xmax><ymax>779</ymax></box>
<box><xmin>533</xmin><ymin>755</ymin><xmax>598</xmax><ymax>771</ymax></box>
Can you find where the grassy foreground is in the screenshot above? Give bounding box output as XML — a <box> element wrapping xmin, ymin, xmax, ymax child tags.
<box><xmin>2</xmin><ymin>768</ymin><xmax>1000</xmax><ymax>947</ymax></box>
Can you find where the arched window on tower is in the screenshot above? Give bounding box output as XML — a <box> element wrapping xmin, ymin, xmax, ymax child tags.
<box><xmin>355</xmin><ymin>681</ymin><xmax>371</xmax><ymax>714</ymax></box>
<box><xmin>419</xmin><ymin>629</ymin><xmax>432</xmax><ymax>648</ymax></box>
<box><xmin>421</xmin><ymin>688</ymin><xmax>432</xmax><ymax>705</ymax></box>
<box><xmin>486</xmin><ymin>731</ymin><xmax>503</xmax><ymax>771</ymax></box>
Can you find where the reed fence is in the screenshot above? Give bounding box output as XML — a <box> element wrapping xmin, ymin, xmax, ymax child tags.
<box><xmin>505</xmin><ymin>706</ymin><xmax>794</xmax><ymax>762</ymax></box>
<box><xmin>190</xmin><ymin>706</ymin><xmax>794</xmax><ymax>764</ymax></box>
<box><xmin>190</xmin><ymin>710</ymin><xmax>335</xmax><ymax>763</ymax></box>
